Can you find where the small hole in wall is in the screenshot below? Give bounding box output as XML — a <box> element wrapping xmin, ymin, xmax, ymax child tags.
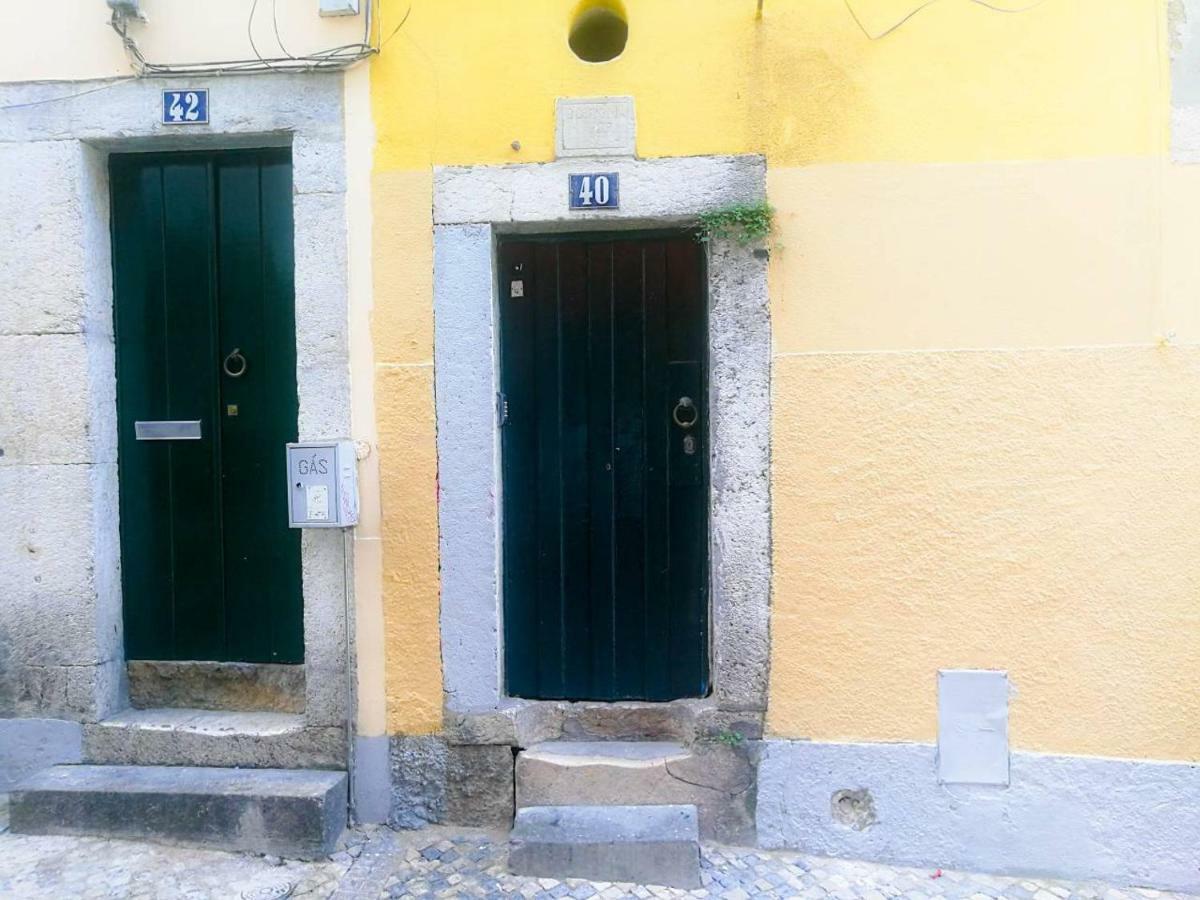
<box><xmin>569</xmin><ymin>0</ymin><xmax>628</xmax><ymax>63</ymax></box>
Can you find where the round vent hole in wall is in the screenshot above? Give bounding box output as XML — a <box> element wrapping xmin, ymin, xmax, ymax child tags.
<box><xmin>569</xmin><ymin>0</ymin><xmax>628</xmax><ymax>63</ymax></box>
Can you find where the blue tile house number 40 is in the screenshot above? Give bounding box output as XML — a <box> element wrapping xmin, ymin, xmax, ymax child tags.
<box><xmin>161</xmin><ymin>89</ymin><xmax>209</xmax><ymax>125</ymax></box>
<box><xmin>569</xmin><ymin>173</ymin><xmax>619</xmax><ymax>210</ymax></box>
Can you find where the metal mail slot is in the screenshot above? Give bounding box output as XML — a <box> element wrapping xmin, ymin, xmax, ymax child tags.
<box><xmin>134</xmin><ymin>420</ymin><xmax>202</xmax><ymax>441</ymax></box>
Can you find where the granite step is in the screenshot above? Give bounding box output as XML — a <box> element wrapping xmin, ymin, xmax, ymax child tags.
<box><xmin>9</xmin><ymin>764</ymin><xmax>347</xmax><ymax>859</ymax></box>
<box><xmin>515</xmin><ymin>740</ymin><xmax>755</xmax><ymax>843</ymax></box>
<box><xmin>83</xmin><ymin>708</ymin><xmax>344</xmax><ymax>769</ymax></box>
<box><xmin>509</xmin><ymin>803</ymin><xmax>701</xmax><ymax>889</ymax></box>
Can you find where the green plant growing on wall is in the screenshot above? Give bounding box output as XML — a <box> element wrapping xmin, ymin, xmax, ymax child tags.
<box><xmin>697</xmin><ymin>201</ymin><xmax>775</xmax><ymax>247</ymax></box>
<box><xmin>706</xmin><ymin>727</ymin><xmax>747</xmax><ymax>749</ymax></box>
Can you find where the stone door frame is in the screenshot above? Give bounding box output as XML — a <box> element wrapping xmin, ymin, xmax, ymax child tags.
<box><xmin>432</xmin><ymin>154</ymin><xmax>771</xmax><ymax>739</ymax></box>
<box><xmin>0</xmin><ymin>73</ymin><xmax>353</xmax><ymax>734</ymax></box>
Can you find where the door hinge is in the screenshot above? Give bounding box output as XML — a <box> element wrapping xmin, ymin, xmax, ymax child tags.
<box><xmin>496</xmin><ymin>392</ymin><xmax>509</xmax><ymax>427</ymax></box>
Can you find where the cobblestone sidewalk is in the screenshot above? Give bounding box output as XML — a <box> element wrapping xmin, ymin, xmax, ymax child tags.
<box><xmin>331</xmin><ymin>828</ymin><xmax>1197</xmax><ymax>900</ymax></box>
<box><xmin>0</xmin><ymin>803</ymin><xmax>1194</xmax><ymax>900</ymax></box>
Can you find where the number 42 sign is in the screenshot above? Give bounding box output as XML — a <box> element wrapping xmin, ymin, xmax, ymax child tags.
<box><xmin>161</xmin><ymin>89</ymin><xmax>209</xmax><ymax>125</ymax></box>
<box><xmin>569</xmin><ymin>172</ymin><xmax>619</xmax><ymax>210</ymax></box>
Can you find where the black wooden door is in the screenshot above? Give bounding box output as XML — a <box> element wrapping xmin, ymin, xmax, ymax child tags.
<box><xmin>110</xmin><ymin>149</ymin><xmax>302</xmax><ymax>663</ymax></box>
<box><xmin>499</xmin><ymin>236</ymin><xmax>709</xmax><ymax>700</ymax></box>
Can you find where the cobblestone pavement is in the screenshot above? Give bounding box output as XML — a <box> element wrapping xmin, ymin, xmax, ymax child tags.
<box><xmin>0</xmin><ymin>807</ymin><xmax>1195</xmax><ymax>900</ymax></box>
<box><xmin>331</xmin><ymin>828</ymin><xmax>1197</xmax><ymax>900</ymax></box>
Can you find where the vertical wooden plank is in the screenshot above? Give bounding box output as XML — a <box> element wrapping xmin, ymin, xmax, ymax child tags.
<box><xmin>257</xmin><ymin>151</ymin><xmax>303</xmax><ymax>662</ymax></box>
<box><xmin>611</xmin><ymin>241</ymin><xmax>647</xmax><ymax>698</ymax></box>
<box><xmin>533</xmin><ymin>242</ymin><xmax>565</xmax><ymax>696</ymax></box>
<box><xmin>500</xmin><ymin>242</ymin><xmax>540</xmax><ymax>697</ymax></box>
<box><xmin>217</xmin><ymin>151</ymin><xmax>302</xmax><ymax>663</ymax></box>
<box><xmin>665</xmin><ymin>238</ymin><xmax>710</xmax><ymax>697</ymax></box>
<box><xmin>640</xmin><ymin>241</ymin><xmax>672</xmax><ymax>700</ymax></box>
<box><xmin>111</xmin><ymin>158</ymin><xmax>173</xmax><ymax>660</ymax></box>
<box><xmin>160</xmin><ymin>159</ymin><xmax>224</xmax><ymax>660</ymax></box>
<box><xmin>215</xmin><ymin>158</ymin><xmax>263</xmax><ymax>663</ymax></box>
<box><xmin>586</xmin><ymin>242</ymin><xmax>616</xmax><ymax>698</ymax></box>
<box><xmin>558</xmin><ymin>242</ymin><xmax>593</xmax><ymax>698</ymax></box>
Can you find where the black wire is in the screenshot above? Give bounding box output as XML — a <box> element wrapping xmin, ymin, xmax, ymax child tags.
<box><xmin>246</xmin><ymin>0</ymin><xmax>280</xmax><ymax>70</ymax></box>
<box><xmin>272</xmin><ymin>0</ymin><xmax>295</xmax><ymax>60</ymax></box>
<box><xmin>380</xmin><ymin>4</ymin><xmax>413</xmax><ymax>49</ymax></box>
<box><xmin>0</xmin><ymin>78</ymin><xmax>137</xmax><ymax>112</ymax></box>
<box><xmin>107</xmin><ymin>0</ymin><xmax>399</xmax><ymax>78</ymax></box>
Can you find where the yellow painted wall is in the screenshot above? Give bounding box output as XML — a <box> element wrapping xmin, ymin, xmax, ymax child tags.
<box><xmin>370</xmin><ymin>0</ymin><xmax>1200</xmax><ymax>759</ymax></box>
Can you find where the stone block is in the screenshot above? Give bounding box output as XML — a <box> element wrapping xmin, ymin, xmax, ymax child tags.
<box><xmin>10</xmin><ymin>764</ymin><xmax>347</xmax><ymax>859</ymax></box>
<box><xmin>293</xmin><ymin>134</ymin><xmax>347</xmax><ymax>195</ymax></box>
<box><xmin>509</xmin><ymin>804</ymin><xmax>701</xmax><ymax>889</ymax></box>
<box><xmin>83</xmin><ymin>709</ymin><xmax>346</xmax><ymax>769</ymax></box>
<box><xmin>445</xmin><ymin>743</ymin><xmax>514</xmax><ymax>827</ymax></box>
<box><xmin>127</xmin><ymin>661</ymin><xmax>305</xmax><ymax>713</ymax></box>
<box><xmin>0</xmin><ymin>334</ymin><xmax>93</xmax><ymax>465</ymax></box>
<box><xmin>516</xmin><ymin>740</ymin><xmax>755</xmax><ymax>844</ymax></box>
<box><xmin>0</xmin><ymin>74</ymin><xmax>344</xmax><ymax>145</ymax></box>
<box><xmin>388</xmin><ymin>735</ymin><xmax>447</xmax><ymax>829</ymax></box>
<box><xmin>293</xmin><ymin>192</ymin><xmax>349</xmax><ymax>365</ymax></box>
<box><xmin>0</xmin><ymin>141</ymin><xmax>85</xmax><ymax>335</ymax></box>
<box><xmin>0</xmin><ymin>464</ymin><xmax>104</xmax><ymax>671</ymax></box>
<box><xmin>388</xmin><ymin>736</ymin><xmax>514</xmax><ymax>829</ymax></box>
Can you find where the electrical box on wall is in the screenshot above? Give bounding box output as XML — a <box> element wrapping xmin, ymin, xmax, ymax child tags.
<box><xmin>286</xmin><ymin>441</ymin><xmax>359</xmax><ymax>528</ymax></box>
<box><xmin>319</xmin><ymin>0</ymin><xmax>360</xmax><ymax>16</ymax></box>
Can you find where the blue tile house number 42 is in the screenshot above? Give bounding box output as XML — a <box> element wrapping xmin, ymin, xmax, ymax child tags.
<box><xmin>161</xmin><ymin>89</ymin><xmax>209</xmax><ymax>125</ymax></box>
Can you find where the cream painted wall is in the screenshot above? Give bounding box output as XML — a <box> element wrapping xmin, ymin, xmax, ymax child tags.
<box><xmin>769</xmin><ymin>345</ymin><xmax>1200</xmax><ymax>761</ymax></box>
<box><xmin>0</xmin><ymin>0</ymin><xmax>366</xmax><ymax>83</ymax></box>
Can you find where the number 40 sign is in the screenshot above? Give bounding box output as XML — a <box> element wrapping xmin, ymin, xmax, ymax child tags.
<box><xmin>569</xmin><ymin>172</ymin><xmax>619</xmax><ymax>210</ymax></box>
<box><xmin>161</xmin><ymin>89</ymin><xmax>209</xmax><ymax>125</ymax></box>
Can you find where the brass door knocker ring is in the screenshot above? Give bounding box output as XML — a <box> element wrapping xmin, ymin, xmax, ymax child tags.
<box><xmin>222</xmin><ymin>348</ymin><xmax>248</xmax><ymax>379</ymax></box>
<box><xmin>672</xmin><ymin>396</ymin><xmax>698</xmax><ymax>429</ymax></box>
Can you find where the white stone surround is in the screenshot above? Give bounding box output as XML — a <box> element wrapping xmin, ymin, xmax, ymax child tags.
<box><xmin>431</xmin><ymin>154</ymin><xmax>772</xmax><ymax>727</ymax></box>
<box><xmin>0</xmin><ymin>75</ymin><xmax>354</xmax><ymax>765</ymax></box>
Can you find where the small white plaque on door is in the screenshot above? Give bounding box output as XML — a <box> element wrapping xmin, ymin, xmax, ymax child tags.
<box><xmin>555</xmin><ymin>96</ymin><xmax>636</xmax><ymax>158</ymax></box>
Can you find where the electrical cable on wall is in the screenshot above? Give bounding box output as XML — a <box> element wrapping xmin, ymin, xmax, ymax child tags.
<box><xmin>109</xmin><ymin>0</ymin><xmax>411</xmax><ymax>77</ymax></box>
<box><xmin>843</xmin><ymin>0</ymin><xmax>1048</xmax><ymax>40</ymax></box>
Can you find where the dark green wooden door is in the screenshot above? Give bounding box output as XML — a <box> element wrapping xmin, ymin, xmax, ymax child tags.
<box><xmin>499</xmin><ymin>236</ymin><xmax>709</xmax><ymax>700</ymax></box>
<box><xmin>111</xmin><ymin>149</ymin><xmax>302</xmax><ymax>663</ymax></box>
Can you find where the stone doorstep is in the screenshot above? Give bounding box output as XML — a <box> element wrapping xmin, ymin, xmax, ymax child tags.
<box><xmin>509</xmin><ymin>803</ymin><xmax>702</xmax><ymax>890</ymax></box>
<box><xmin>127</xmin><ymin>660</ymin><xmax>306</xmax><ymax>714</ymax></box>
<box><xmin>515</xmin><ymin>740</ymin><xmax>756</xmax><ymax>845</ymax></box>
<box><xmin>9</xmin><ymin>764</ymin><xmax>348</xmax><ymax>859</ymax></box>
<box><xmin>84</xmin><ymin>708</ymin><xmax>346</xmax><ymax>770</ymax></box>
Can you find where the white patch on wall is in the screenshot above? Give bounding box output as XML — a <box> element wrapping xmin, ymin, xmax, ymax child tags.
<box><xmin>937</xmin><ymin>669</ymin><xmax>1010</xmax><ymax>786</ymax></box>
<box><xmin>555</xmin><ymin>96</ymin><xmax>636</xmax><ymax>158</ymax></box>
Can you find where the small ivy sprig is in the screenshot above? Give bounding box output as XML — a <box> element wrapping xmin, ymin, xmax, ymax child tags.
<box><xmin>697</xmin><ymin>201</ymin><xmax>775</xmax><ymax>247</ymax></box>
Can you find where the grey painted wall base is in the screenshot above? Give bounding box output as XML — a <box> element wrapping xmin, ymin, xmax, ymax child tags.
<box><xmin>756</xmin><ymin>740</ymin><xmax>1200</xmax><ymax>893</ymax></box>
<box><xmin>352</xmin><ymin>734</ymin><xmax>391</xmax><ymax>824</ymax></box>
<box><xmin>0</xmin><ymin>717</ymin><xmax>82</xmax><ymax>792</ymax></box>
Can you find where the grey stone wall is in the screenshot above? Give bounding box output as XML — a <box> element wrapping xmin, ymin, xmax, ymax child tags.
<box><xmin>0</xmin><ymin>137</ymin><xmax>121</xmax><ymax>722</ymax></box>
<box><xmin>0</xmin><ymin>74</ymin><xmax>353</xmax><ymax>738</ymax></box>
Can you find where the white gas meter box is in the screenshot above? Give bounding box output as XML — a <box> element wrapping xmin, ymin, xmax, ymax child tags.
<box><xmin>286</xmin><ymin>441</ymin><xmax>359</xmax><ymax>528</ymax></box>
